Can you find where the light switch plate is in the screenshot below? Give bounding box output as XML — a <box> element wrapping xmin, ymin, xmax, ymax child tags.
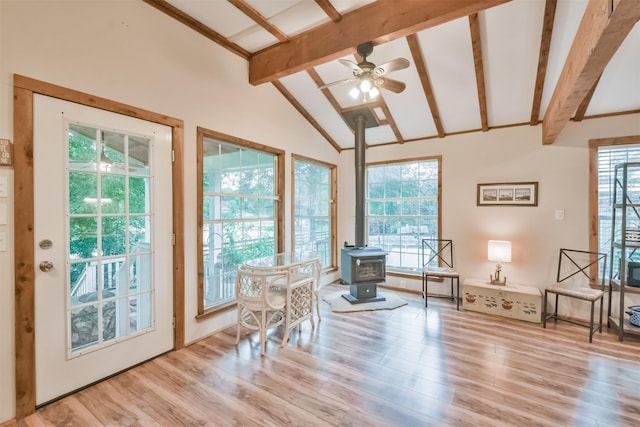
<box><xmin>0</xmin><ymin>175</ymin><xmax>7</xmax><ymax>197</ymax></box>
<box><xmin>0</xmin><ymin>203</ymin><xmax>6</xmax><ymax>225</ymax></box>
<box><xmin>0</xmin><ymin>231</ymin><xmax>6</xmax><ymax>252</ymax></box>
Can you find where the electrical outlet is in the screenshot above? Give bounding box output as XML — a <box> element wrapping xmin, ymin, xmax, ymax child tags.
<box><xmin>400</xmin><ymin>280</ymin><xmax>406</xmax><ymax>288</ymax></box>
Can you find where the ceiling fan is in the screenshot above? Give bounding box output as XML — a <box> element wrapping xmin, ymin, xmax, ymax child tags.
<box><xmin>319</xmin><ymin>41</ymin><xmax>410</xmax><ymax>102</ymax></box>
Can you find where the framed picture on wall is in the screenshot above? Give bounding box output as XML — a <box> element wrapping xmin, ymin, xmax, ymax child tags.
<box><xmin>477</xmin><ymin>182</ymin><xmax>538</xmax><ymax>206</ymax></box>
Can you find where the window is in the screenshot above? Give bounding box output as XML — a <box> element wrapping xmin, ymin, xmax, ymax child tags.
<box><xmin>292</xmin><ymin>156</ymin><xmax>336</xmax><ymax>270</ymax></box>
<box><xmin>197</xmin><ymin>128</ymin><xmax>284</xmax><ymax>314</ymax></box>
<box><xmin>595</xmin><ymin>142</ymin><xmax>640</xmax><ymax>277</ymax></box>
<box><xmin>366</xmin><ymin>157</ymin><xmax>441</xmax><ymax>273</ymax></box>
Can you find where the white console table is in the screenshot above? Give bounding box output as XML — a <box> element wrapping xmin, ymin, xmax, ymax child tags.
<box><xmin>462</xmin><ymin>278</ymin><xmax>542</xmax><ymax>323</ymax></box>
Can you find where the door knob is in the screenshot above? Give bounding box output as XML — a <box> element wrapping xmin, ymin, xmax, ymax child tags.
<box><xmin>39</xmin><ymin>261</ymin><xmax>54</xmax><ymax>272</ymax></box>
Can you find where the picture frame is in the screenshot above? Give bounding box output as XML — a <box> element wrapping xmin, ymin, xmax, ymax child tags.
<box><xmin>477</xmin><ymin>182</ymin><xmax>538</xmax><ymax>206</ymax></box>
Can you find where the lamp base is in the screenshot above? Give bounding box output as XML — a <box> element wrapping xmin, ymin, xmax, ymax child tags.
<box><xmin>490</xmin><ymin>266</ymin><xmax>507</xmax><ymax>286</ymax></box>
<box><xmin>490</xmin><ymin>277</ymin><xmax>507</xmax><ymax>286</ymax></box>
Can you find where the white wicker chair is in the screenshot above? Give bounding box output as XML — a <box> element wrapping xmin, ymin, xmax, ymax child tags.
<box><xmin>235</xmin><ymin>267</ymin><xmax>287</xmax><ymax>355</ymax></box>
<box><xmin>279</xmin><ymin>261</ymin><xmax>317</xmax><ymax>347</ymax></box>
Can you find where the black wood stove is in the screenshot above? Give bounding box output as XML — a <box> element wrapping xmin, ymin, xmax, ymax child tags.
<box><xmin>340</xmin><ymin>109</ymin><xmax>387</xmax><ymax>304</ymax></box>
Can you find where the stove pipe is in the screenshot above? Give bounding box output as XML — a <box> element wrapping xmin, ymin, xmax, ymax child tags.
<box><xmin>354</xmin><ymin>114</ymin><xmax>366</xmax><ymax>248</ymax></box>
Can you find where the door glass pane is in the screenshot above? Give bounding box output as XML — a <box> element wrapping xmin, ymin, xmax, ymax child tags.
<box><xmin>129</xmin><ymin>177</ymin><xmax>149</xmax><ymax>214</ymax></box>
<box><xmin>102</xmin><ymin>300</ymin><xmax>117</xmax><ymax>342</ymax></box>
<box><xmin>102</xmin><ymin>174</ymin><xmax>126</xmax><ymax>214</ymax></box>
<box><xmin>131</xmin><ymin>254</ymin><xmax>151</xmax><ymax>292</ymax></box>
<box><xmin>129</xmin><ymin>215</ymin><xmax>150</xmax><ymax>252</ymax></box>
<box><xmin>128</xmin><ymin>137</ymin><xmax>150</xmax><ymax>175</ymax></box>
<box><xmin>69</xmin><ymin>172</ymin><xmax>97</xmax><ymax>214</ymax></box>
<box><xmin>102</xmin><ymin>258</ymin><xmax>126</xmax><ymax>297</ymax></box>
<box><xmin>68</xmin><ymin>124</ymin><xmax>97</xmax><ymax>168</ymax></box>
<box><xmin>69</xmin><ymin>217</ymin><xmax>98</xmax><ymax>259</ymax></box>
<box><xmin>69</xmin><ymin>261</ymin><xmax>98</xmax><ymax>307</ymax></box>
<box><xmin>67</xmin><ymin>123</ymin><xmax>155</xmax><ymax>354</ymax></box>
<box><xmin>102</xmin><ymin>216</ymin><xmax>126</xmax><ymax>256</ymax></box>
<box><xmin>130</xmin><ymin>293</ymin><xmax>152</xmax><ymax>332</ymax></box>
<box><xmin>102</xmin><ymin>130</ymin><xmax>126</xmax><ymax>173</ymax></box>
<box><xmin>71</xmin><ymin>304</ymin><xmax>99</xmax><ymax>350</ymax></box>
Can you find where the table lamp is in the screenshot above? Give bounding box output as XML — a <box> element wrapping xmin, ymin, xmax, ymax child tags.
<box><xmin>488</xmin><ymin>240</ymin><xmax>511</xmax><ymax>285</ymax></box>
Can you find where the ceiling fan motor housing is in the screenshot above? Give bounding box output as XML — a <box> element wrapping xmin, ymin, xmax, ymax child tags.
<box><xmin>356</xmin><ymin>41</ymin><xmax>374</xmax><ymax>59</ymax></box>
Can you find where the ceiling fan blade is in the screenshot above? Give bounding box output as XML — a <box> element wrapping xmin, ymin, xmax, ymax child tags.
<box><xmin>317</xmin><ymin>77</ymin><xmax>357</xmax><ymax>90</ymax></box>
<box><xmin>374</xmin><ymin>58</ymin><xmax>410</xmax><ymax>76</ymax></box>
<box><xmin>376</xmin><ymin>77</ymin><xmax>406</xmax><ymax>93</ymax></box>
<box><xmin>338</xmin><ymin>59</ymin><xmax>363</xmax><ymax>73</ymax></box>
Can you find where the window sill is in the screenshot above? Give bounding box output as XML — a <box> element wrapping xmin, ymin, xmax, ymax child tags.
<box><xmin>196</xmin><ymin>301</ymin><xmax>237</xmax><ymax>321</ymax></box>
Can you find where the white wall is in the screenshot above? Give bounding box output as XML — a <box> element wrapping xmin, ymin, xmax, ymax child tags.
<box><xmin>0</xmin><ymin>0</ymin><xmax>340</xmax><ymax>422</ymax></box>
<box><xmin>339</xmin><ymin>115</ymin><xmax>640</xmax><ymax>314</ymax></box>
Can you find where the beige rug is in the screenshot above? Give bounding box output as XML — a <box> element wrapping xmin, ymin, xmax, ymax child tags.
<box><xmin>322</xmin><ymin>290</ymin><xmax>407</xmax><ymax>313</ymax></box>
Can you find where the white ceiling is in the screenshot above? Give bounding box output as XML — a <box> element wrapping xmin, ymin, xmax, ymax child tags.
<box><xmin>152</xmin><ymin>0</ymin><xmax>640</xmax><ymax>150</ymax></box>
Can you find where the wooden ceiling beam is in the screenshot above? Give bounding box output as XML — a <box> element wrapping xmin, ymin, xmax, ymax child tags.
<box><xmin>469</xmin><ymin>13</ymin><xmax>489</xmax><ymax>132</ymax></box>
<box><xmin>249</xmin><ymin>0</ymin><xmax>512</xmax><ymax>85</ymax></box>
<box><xmin>542</xmin><ymin>0</ymin><xmax>640</xmax><ymax>145</ymax></box>
<box><xmin>530</xmin><ymin>0</ymin><xmax>557</xmax><ymax>125</ymax></box>
<box><xmin>228</xmin><ymin>0</ymin><xmax>288</xmax><ymax>43</ymax></box>
<box><xmin>271</xmin><ymin>81</ymin><xmax>342</xmax><ymax>152</ymax></box>
<box><xmin>315</xmin><ymin>0</ymin><xmax>342</xmax><ymax>23</ymax></box>
<box><xmin>142</xmin><ymin>0</ymin><xmax>250</xmax><ymax>59</ymax></box>
<box><xmin>378</xmin><ymin>102</ymin><xmax>404</xmax><ymax>143</ymax></box>
<box><xmin>573</xmin><ymin>74</ymin><xmax>601</xmax><ymax>122</ymax></box>
<box><xmin>407</xmin><ymin>34</ymin><xmax>445</xmax><ymax>138</ymax></box>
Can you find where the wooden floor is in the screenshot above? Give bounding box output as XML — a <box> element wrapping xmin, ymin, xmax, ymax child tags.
<box><xmin>6</xmin><ymin>284</ymin><xmax>640</xmax><ymax>427</ymax></box>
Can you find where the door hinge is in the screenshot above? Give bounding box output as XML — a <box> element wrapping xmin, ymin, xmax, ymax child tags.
<box><xmin>172</xmin><ymin>316</ymin><xmax>176</xmax><ymax>328</ymax></box>
<box><xmin>172</xmin><ymin>233</ymin><xmax>176</xmax><ymax>246</ymax></box>
<box><xmin>171</xmin><ymin>149</ymin><xmax>175</xmax><ymax>162</ymax></box>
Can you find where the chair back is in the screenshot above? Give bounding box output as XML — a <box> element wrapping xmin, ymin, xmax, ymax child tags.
<box><xmin>236</xmin><ymin>268</ymin><xmax>287</xmax><ymax>310</ymax></box>
<box><xmin>422</xmin><ymin>239</ymin><xmax>454</xmax><ymax>270</ymax></box>
<box><xmin>556</xmin><ymin>248</ymin><xmax>607</xmax><ymax>290</ymax></box>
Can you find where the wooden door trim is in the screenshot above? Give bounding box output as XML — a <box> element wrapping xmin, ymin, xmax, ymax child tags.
<box><xmin>12</xmin><ymin>74</ymin><xmax>185</xmax><ymax>418</ymax></box>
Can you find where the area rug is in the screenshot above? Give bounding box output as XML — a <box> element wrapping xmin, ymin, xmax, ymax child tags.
<box><xmin>322</xmin><ymin>290</ymin><xmax>407</xmax><ymax>313</ymax></box>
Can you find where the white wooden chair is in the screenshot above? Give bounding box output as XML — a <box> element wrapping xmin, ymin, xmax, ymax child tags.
<box><xmin>235</xmin><ymin>267</ymin><xmax>287</xmax><ymax>355</ymax></box>
<box><xmin>543</xmin><ymin>248</ymin><xmax>607</xmax><ymax>343</ymax></box>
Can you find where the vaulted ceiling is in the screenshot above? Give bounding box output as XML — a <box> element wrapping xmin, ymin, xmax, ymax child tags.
<box><xmin>143</xmin><ymin>0</ymin><xmax>640</xmax><ymax>151</ymax></box>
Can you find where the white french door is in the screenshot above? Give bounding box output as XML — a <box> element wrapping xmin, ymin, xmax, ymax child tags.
<box><xmin>33</xmin><ymin>95</ymin><xmax>174</xmax><ymax>405</ymax></box>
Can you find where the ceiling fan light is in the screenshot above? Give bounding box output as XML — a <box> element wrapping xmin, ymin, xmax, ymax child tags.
<box><xmin>369</xmin><ymin>87</ymin><xmax>380</xmax><ymax>98</ymax></box>
<box><xmin>360</xmin><ymin>79</ymin><xmax>372</xmax><ymax>92</ymax></box>
<box><xmin>349</xmin><ymin>87</ymin><xmax>361</xmax><ymax>99</ymax></box>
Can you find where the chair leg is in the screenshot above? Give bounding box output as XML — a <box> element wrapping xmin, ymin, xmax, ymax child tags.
<box><xmin>553</xmin><ymin>294</ymin><xmax>559</xmax><ymax>322</ymax></box>
<box><xmin>315</xmin><ymin>290</ymin><xmax>321</xmax><ymax>322</ymax></box>
<box><xmin>424</xmin><ymin>275</ymin><xmax>428</xmax><ymax>307</ymax></box>
<box><xmin>589</xmin><ymin>300</ymin><xmax>595</xmax><ymax>343</ymax></box>
<box><xmin>450</xmin><ymin>278</ymin><xmax>454</xmax><ymax>301</ymax></box>
<box><xmin>598</xmin><ymin>297</ymin><xmax>603</xmax><ymax>335</ymax></box>
<box><xmin>455</xmin><ymin>277</ymin><xmax>460</xmax><ymax>311</ymax></box>
<box><xmin>543</xmin><ymin>291</ymin><xmax>547</xmax><ymax>328</ymax></box>
<box><xmin>236</xmin><ymin>308</ymin><xmax>242</xmax><ymax>344</ymax></box>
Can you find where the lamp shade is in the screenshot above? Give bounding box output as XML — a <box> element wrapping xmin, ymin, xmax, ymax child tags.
<box><xmin>488</xmin><ymin>240</ymin><xmax>512</xmax><ymax>263</ymax></box>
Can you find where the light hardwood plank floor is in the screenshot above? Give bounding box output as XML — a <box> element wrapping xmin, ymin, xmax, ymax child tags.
<box><xmin>5</xmin><ymin>284</ymin><xmax>640</xmax><ymax>426</ymax></box>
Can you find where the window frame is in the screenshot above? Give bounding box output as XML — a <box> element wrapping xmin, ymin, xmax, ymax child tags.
<box><xmin>291</xmin><ymin>154</ymin><xmax>337</xmax><ymax>272</ymax></box>
<box><xmin>365</xmin><ymin>155</ymin><xmax>442</xmax><ymax>276</ymax></box>
<box><xmin>589</xmin><ymin>135</ymin><xmax>640</xmax><ymax>278</ymax></box>
<box><xmin>196</xmin><ymin>127</ymin><xmax>285</xmax><ymax>318</ymax></box>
